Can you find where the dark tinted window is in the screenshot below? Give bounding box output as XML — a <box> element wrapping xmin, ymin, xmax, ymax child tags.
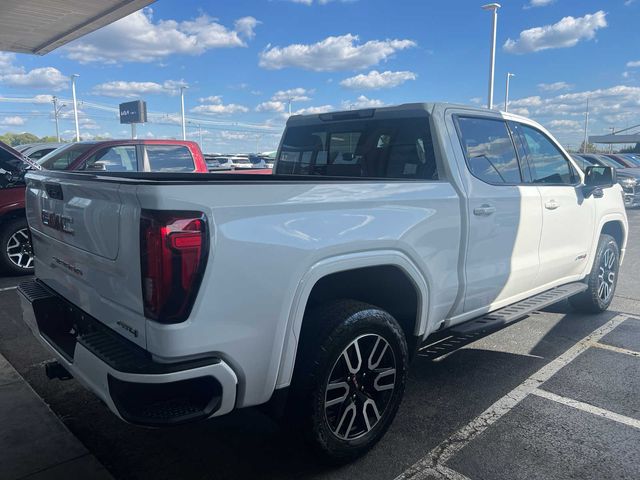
<box><xmin>28</xmin><ymin>148</ymin><xmax>56</xmax><ymax>160</ymax></box>
<box><xmin>0</xmin><ymin>146</ymin><xmax>24</xmax><ymax>173</ymax></box>
<box><xmin>519</xmin><ymin>125</ymin><xmax>576</xmax><ymax>184</ymax></box>
<box><xmin>39</xmin><ymin>143</ymin><xmax>94</xmax><ymax>170</ymax></box>
<box><xmin>146</xmin><ymin>145</ymin><xmax>194</xmax><ymax>172</ymax></box>
<box><xmin>457</xmin><ymin>117</ymin><xmax>521</xmax><ymax>184</ymax></box>
<box><xmin>276</xmin><ymin>117</ymin><xmax>437</xmax><ymax>180</ymax></box>
<box><xmin>84</xmin><ymin>146</ymin><xmax>138</xmax><ymax>172</ymax></box>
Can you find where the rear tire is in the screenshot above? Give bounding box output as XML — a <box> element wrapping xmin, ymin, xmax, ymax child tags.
<box><xmin>0</xmin><ymin>218</ymin><xmax>34</xmax><ymax>276</ymax></box>
<box><xmin>570</xmin><ymin>234</ymin><xmax>619</xmax><ymax>313</ymax></box>
<box><xmin>289</xmin><ymin>300</ymin><xmax>408</xmax><ymax>463</ymax></box>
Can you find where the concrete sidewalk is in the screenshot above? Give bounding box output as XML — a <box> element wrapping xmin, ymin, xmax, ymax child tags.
<box><xmin>0</xmin><ymin>353</ymin><xmax>113</xmax><ymax>480</ymax></box>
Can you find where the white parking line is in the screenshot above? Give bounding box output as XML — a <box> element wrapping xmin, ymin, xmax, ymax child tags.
<box><xmin>0</xmin><ymin>286</ymin><xmax>17</xmax><ymax>292</ymax></box>
<box><xmin>592</xmin><ymin>341</ymin><xmax>640</xmax><ymax>358</ymax></box>
<box><xmin>394</xmin><ymin>314</ymin><xmax>629</xmax><ymax>480</ymax></box>
<box><xmin>532</xmin><ymin>388</ymin><xmax>640</xmax><ymax>430</ymax></box>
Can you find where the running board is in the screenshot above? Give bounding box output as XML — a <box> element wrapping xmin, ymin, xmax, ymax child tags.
<box><xmin>449</xmin><ymin>282</ymin><xmax>588</xmax><ymax>336</ymax></box>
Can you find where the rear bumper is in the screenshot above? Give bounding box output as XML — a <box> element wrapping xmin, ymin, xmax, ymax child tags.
<box><xmin>18</xmin><ymin>279</ymin><xmax>237</xmax><ymax>426</ymax></box>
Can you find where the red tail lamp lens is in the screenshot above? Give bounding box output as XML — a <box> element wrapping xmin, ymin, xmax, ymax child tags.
<box><xmin>140</xmin><ymin>210</ymin><xmax>208</xmax><ymax>323</ymax></box>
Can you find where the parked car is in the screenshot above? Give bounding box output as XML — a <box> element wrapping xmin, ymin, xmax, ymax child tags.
<box><xmin>21</xmin><ymin>143</ymin><xmax>66</xmax><ymax>161</ymax></box>
<box><xmin>617</xmin><ymin>153</ymin><xmax>640</xmax><ymax>167</ymax></box>
<box><xmin>603</xmin><ymin>153</ymin><xmax>637</xmax><ymax>168</ymax></box>
<box><xmin>204</xmin><ymin>155</ymin><xmax>234</xmax><ymax>171</ymax></box>
<box><xmin>575</xmin><ymin>154</ymin><xmax>640</xmax><ymax>208</ymax></box>
<box><xmin>259</xmin><ymin>151</ymin><xmax>277</xmax><ymax>168</ymax></box>
<box><xmin>229</xmin><ymin>154</ymin><xmax>252</xmax><ymax>169</ymax></box>
<box><xmin>0</xmin><ymin>142</ymin><xmax>41</xmax><ymax>274</ymax></box>
<box><xmin>38</xmin><ymin>139</ymin><xmax>208</xmax><ymax>173</ymax></box>
<box><xmin>19</xmin><ymin>103</ymin><xmax>626</xmax><ymax>462</ymax></box>
<box><xmin>249</xmin><ymin>154</ymin><xmax>267</xmax><ymax>169</ymax></box>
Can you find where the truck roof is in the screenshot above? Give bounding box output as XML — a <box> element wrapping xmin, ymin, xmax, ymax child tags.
<box><xmin>286</xmin><ymin>102</ymin><xmax>534</xmax><ymax>127</ymax></box>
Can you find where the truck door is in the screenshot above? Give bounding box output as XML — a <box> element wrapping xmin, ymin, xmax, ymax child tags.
<box><xmin>512</xmin><ymin>122</ymin><xmax>596</xmax><ymax>286</ymax></box>
<box><xmin>452</xmin><ymin>114</ymin><xmax>543</xmax><ymax>314</ymax></box>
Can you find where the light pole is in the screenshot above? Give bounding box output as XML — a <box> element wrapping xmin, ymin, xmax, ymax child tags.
<box><xmin>52</xmin><ymin>96</ymin><xmax>66</xmax><ymax>142</ymax></box>
<box><xmin>180</xmin><ymin>86</ymin><xmax>188</xmax><ymax>141</ymax></box>
<box><xmin>482</xmin><ymin>3</ymin><xmax>501</xmax><ymax>110</ymax></box>
<box><xmin>287</xmin><ymin>97</ymin><xmax>293</xmax><ymax>116</ymax></box>
<box><xmin>582</xmin><ymin>97</ymin><xmax>590</xmax><ymax>153</ymax></box>
<box><xmin>71</xmin><ymin>74</ymin><xmax>80</xmax><ymax>141</ymax></box>
<box><xmin>504</xmin><ymin>72</ymin><xmax>515</xmax><ymax>112</ymax></box>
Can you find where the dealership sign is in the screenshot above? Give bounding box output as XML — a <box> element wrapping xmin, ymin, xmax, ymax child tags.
<box><xmin>119</xmin><ymin>100</ymin><xmax>147</xmax><ymax>124</ymax></box>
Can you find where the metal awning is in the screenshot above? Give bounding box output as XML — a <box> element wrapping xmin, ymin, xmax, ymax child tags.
<box><xmin>0</xmin><ymin>0</ymin><xmax>155</xmax><ymax>55</ymax></box>
<box><xmin>589</xmin><ymin>134</ymin><xmax>640</xmax><ymax>144</ymax></box>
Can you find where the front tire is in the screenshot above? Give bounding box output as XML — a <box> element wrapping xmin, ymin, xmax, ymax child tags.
<box><xmin>570</xmin><ymin>234</ymin><xmax>619</xmax><ymax>313</ymax></box>
<box><xmin>290</xmin><ymin>300</ymin><xmax>408</xmax><ymax>463</ymax></box>
<box><xmin>0</xmin><ymin>218</ymin><xmax>34</xmax><ymax>276</ymax></box>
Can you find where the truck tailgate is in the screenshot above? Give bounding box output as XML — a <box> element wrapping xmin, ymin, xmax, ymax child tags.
<box><xmin>25</xmin><ymin>171</ymin><xmax>146</xmax><ymax>347</ymax></box>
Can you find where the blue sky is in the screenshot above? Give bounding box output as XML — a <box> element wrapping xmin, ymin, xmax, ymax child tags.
<box><xmin>1</xmin><ymin>0</ymin><xmax>639</xmax><ymax>152</ymax></box>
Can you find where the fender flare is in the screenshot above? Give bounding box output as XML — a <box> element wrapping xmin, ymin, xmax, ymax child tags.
<box><xmin>596</xmin><ymin>213</ymin><xmax>628</xmax><ymax>259</ymax></box>
<box><xmin>274</xmin><ymin>249</ymin><xmax>430</xmax><ymax>389</ymax></box>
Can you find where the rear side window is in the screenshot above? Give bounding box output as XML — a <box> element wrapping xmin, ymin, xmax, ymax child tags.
<box><xmin>146</xmin><ymin>145</ymin><xmax>194</xmax><ymax>172</ymax></box>
<box><xmin>518</xmin><ymin>125</ymin><xmax>577</xmax><ymax>185</ymax></box>
<box><xmin>84</xmin><ymin>146</ymin><xmax>138</xmax><ymax>172</ymax></box>
<box><xmin>456</xmin><ymin>116</ymin><xmax>521</xmax><ymax>184</ymax></box>
<box><xmin>276</xmin><ymin>117</ymin><xmax>437</xmax><ymax>180</ymax></box>
<box><xmin>28</xmin><ymin>148</ymin><xmax>55</xmax><ymax>160</ymax></box>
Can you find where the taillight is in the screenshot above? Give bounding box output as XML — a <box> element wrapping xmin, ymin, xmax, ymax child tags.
<box><xmin>140</xmin><ymin>210</ymin><xmax>209</xmax><ymax>323</ymax></box>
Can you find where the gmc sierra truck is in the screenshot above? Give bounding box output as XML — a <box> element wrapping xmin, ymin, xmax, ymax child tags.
<box><xmin>19</xmin><ymin>103</ymin><xmax>627</xmax><ymax>462</ymax></box>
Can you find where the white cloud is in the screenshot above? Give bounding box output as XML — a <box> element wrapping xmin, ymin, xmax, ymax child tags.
<box><xmin>524</xmin><ymin>0</ymin><xmax>555</xmax><ymax>8</ymax></box>
<box><xmin>509</xmin><ymin>96</ymin><xmax>543</xmax><ymax>107</ymax></box>
<box><xmin>92</xmin><ymin>80</ymin><xmax>187</xmax><ymax>98</ymax></box>
<box><xmin>548</xmin><ymin>119</ymin><xmax>582</xmax><ymax>131</ymax></box>
<box><xmin>64</xmin><ymin>9</ymin><xmax>259</xmax><ymax>63</ymax></box>
<box><xmin>341</xmin><ymin>95</ymin><xmax>385</xmax><ymax>109</ymax></box>
<box><xmin>627</xmin><ymin>60</ymin><xmax>640</xmax><ymax>68</ymax></box>
<box><xmin>504</xmin><ymin>11</ymin><xmax>607</xmax><ymax>54</ymax></box>
<box><xmin>191</xmin><ymin>96</ymin><xmax>248</xmax><ymax>115</ymax></box>
<box><xmin>538</xmin><ymin>81</ymin><xmax>573</xmax><ymax>92</ymax></box>
<box><xmin>256</xmin><ymin>101</ymin><xmax>286</xmax><ymax>113</ymax></box>
<box><xmin>256</xmin><ymin>88</ymin><xmax>313</xmax><ymax>112</ymax></box>
<box><xmin>0</xmin><ymin>116</ymin><xmax>26</xmax><ymax>126</ymax></box>
<box><xmin>0</xmin><ymin>54</ymin><xmax>68</xmax><ymax>91</ymax></box>
<box><xmin>272</xmin><ymin>88</ymin><xmax>313</xmax><ymax>102</ymax></box>
<box><xmin>259</xmin><ymin>34</ymin><xmax>416</xmax><ymax>71</ymax></box>
<box><xmin>293</xmin><ymin>105</ymin><xmax>334</xmax><ymax>115</ymax></box>
<box><xmin>340</xmin><ymin>70</ymin><xmax>417</xmax><ymax>90</ymax></box>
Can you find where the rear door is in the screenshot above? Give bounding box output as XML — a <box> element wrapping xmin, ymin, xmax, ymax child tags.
<box><xmin>513</xmin><ymin>123</ymin><xmax>596</xmax><ymax>286</ymax></box>
<box><xmin>453</xmin><ymin>114</ymin><xmax>543</xmax><ymax>313</ymax></box>
<box><xmin>25</xmin><ymin>170</ymin><xmax>146</xmax><ymax>347</ymax></box>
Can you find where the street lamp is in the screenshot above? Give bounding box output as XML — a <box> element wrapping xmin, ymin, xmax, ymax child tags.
<box><xmin>51</xmin><ymin>96</ymin><xmax>66</xmax><ymax>142</ymax></box>
<box><xmin>482</xmin><ymin>3</ymin><xmax>501</xmax><ymax>110</ymax></box>
<box><xmin>180</xmin><ymin>86</ymin><xmax>188</xmax><ymax>141</ymax></box>
<box><xmin>70</xmin><ymin>74</ymin><xmax>80</xmax><ymax>141</ymax></box>
<box><xmin>504</xmin><ymin>72</ymin><xmax>515</xmax><ymax>112</ymax></box>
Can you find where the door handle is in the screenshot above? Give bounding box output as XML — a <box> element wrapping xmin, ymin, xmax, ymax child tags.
<box><xmin>473</xmin><ymin>204</ymin><xmax>496</xmax><ymax>216</ymax></box>
<box><xmin>545</xmin><ymin>200</ymin><xmax>559</xmax><ymax>210</ymax></box>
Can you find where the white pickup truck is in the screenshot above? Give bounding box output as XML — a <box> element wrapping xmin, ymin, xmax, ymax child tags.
<box><xmin>20</xmin><ymin>103</ymin><xmax>627</xmax><ymax>461</ymax></box>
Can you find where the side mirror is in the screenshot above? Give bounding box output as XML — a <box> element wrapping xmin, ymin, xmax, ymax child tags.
<box><xmin>583</xmin><ymin>166</ymin><xmax>616</xmax><ymax>198</ymax></box>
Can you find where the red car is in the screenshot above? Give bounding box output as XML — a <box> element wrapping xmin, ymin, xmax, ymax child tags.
<box><xmin>0</xmin><ymin>139</ymin><xmax>207</xmax><ymax>275</ymax></box>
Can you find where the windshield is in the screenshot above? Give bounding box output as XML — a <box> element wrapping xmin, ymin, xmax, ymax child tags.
<box><xmin>622</xmin><ymin>154</ymin><xmax>640</xmax><ymax>167</ymax></box>
<box><xmin>38</xmin><ymin>143</ymin><xmax>95</xmax><ymax>170</ymax></box>
<box><xmin>594</xmin><ymin>155</ymin><xmax>622</xmax><ymax>169</ymax></box>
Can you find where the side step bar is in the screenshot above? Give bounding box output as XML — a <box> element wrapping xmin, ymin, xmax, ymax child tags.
<box><xmin>419</xmin><ymin>282</ymin><xmax>588</xmax><ymax>360</ymax></box>
<box><xmin>450</xmin><ymin>282</ymin><xmax>588</xmax><ymax>335</ymax></box>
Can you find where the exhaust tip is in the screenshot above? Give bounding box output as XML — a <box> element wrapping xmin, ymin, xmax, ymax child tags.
<box><xmin>44</xmin><ymin>361</ymin><xmax>72</xmax><ymax>381</ymax></box>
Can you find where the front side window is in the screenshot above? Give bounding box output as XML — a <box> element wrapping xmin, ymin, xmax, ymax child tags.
<box><xmin>84</xmin><ymin>146</ymin><xmax>138</xmax><ymax>172</ymax></box>
<box><xmin>28</xmin><ymin>148</ymin><xmax>56</xmax><ymax>160</ymax></box>
<box><xmin>456</xmin><ymin>116</ymin><xmax>521</xmax><ymax>184</ymax></box>
<box><xmin>519</xmin><ymin>125</ymin><xmax>577</xmax><ymax>185</ymax></box>
<box><xmin>146</xmin><ymin>145</ymin><xmax>194</xmax><ymax>172</ymax></box>
<box><xmin>276</xmin><ymin>117</ymin><xmax>437</xmax><ymax>180</ymax></box>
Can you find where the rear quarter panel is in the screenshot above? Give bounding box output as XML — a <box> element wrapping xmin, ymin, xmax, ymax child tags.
<box><xmin>137</xmin><ymin>180</ymin><xmax>461</xmax><ymax>406</ymax></box>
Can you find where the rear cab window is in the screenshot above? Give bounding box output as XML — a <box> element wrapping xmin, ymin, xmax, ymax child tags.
<box><xmin>276</xmin><ymin>116</ymin><xmax>438</xmax><ymax>180</ymax></box>
<box><xmin>144</xmin><ymin>145</ymin><xmax>195</xmax><ymax>172</ymax></box>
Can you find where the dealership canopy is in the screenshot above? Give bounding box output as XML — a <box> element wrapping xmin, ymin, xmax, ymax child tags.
<box><xmin>590</xmin><ymin>124</ymin><xmax>640</xmax><ymax>145</ymax></box>
<box><xmin>0</xmin><ymin>0</ymin><xmax>155</xmax><ymax>55</ymax></box>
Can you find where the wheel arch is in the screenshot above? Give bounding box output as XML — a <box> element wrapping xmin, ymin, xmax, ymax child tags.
<box><xmin>275</xmin><ymin>250</ymin><xmax>430</xmax><ymax>388</ymax></box>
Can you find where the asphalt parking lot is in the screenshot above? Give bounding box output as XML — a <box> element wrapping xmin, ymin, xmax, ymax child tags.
<box><xmin>0</xmin><ymin>210</ymin><xmax>639</xmax><ymax>480</ymax></box>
